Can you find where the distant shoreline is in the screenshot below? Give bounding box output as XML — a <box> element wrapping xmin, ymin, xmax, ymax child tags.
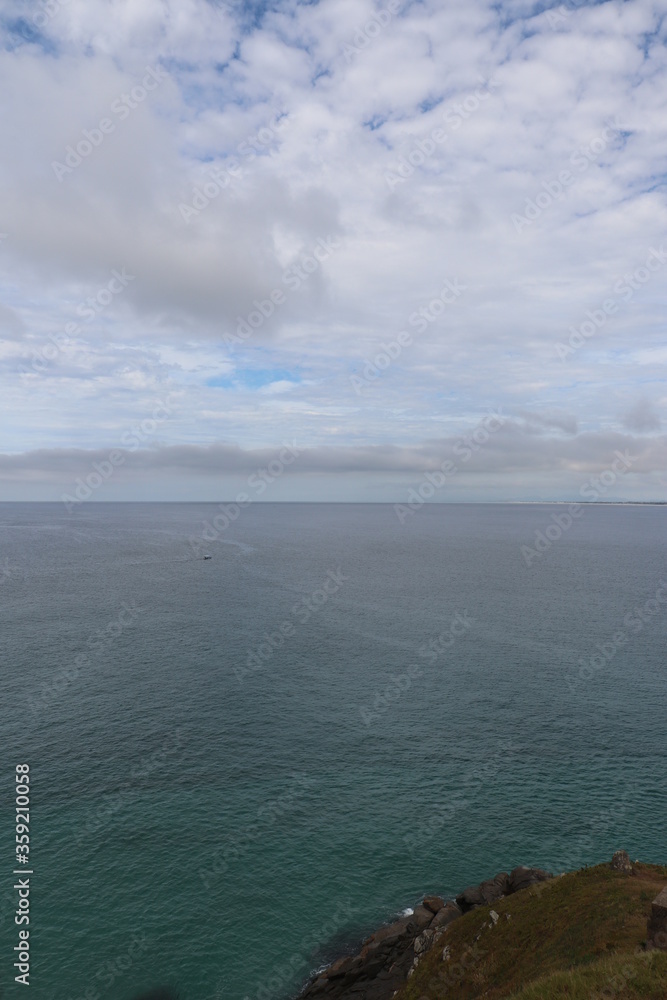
<box><xmin>0</xmin><ymin>500</ymin><xmax>665</xmax><ymax>506</ymax></box>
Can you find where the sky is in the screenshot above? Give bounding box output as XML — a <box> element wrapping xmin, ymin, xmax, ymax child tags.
<box><xmin>1</xmin><ymin>0</ymin><xmax>666</xmax><ymax>502</ymax></box>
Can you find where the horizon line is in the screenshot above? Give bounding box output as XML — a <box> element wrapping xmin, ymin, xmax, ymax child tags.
<box><xmin>0</xmin><ymin>500</ymin><xmax>665</xmax><ymax>506</ymax></box>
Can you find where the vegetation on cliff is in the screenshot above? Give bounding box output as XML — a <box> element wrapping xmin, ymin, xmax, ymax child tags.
<box><xmin>398</xmin><ymin>861</ymin><xmax>667</xmax><ymax>1000</ymax></box>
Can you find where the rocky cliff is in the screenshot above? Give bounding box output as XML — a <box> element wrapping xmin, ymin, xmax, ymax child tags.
<box><xmin>298</xmin><ymin>854</ymin><xmax>667</xmax><ymax>1000</ymax></box>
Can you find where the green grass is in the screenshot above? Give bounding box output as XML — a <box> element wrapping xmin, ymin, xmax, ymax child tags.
<box><xmin>508</xmin><ymin>950</ymin><xmax>667</xmax><ymax>999</ymax></box>
<box><xmin>398</xmin><ymin>863</ymin><xmax>667</xmax><ymax>1000</ymax></box>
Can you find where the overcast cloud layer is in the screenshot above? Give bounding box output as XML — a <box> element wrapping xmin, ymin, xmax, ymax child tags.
<box><xmin>1</xmin><ymin>0</ymin><xmax>666</xmax><ymax>501</ymax></box>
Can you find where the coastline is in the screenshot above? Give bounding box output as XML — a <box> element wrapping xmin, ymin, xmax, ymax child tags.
<box><xmin>295</xmin><ymin>854</ymin><xmax>667</xmax><ymax>1000</ymax></box>
<box><xmin>296</xmin><ymin>865</ymin><xmax>552</xmax><ymax>1000</ymax></box>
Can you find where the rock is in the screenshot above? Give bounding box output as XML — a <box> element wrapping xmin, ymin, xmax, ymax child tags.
<box><xmin>413</xmin><ymin>929</ymin><xmax>435</xmax><ymax>955</ymax></box>
<box><xmin>610</xmin><ymin>850</ymin><xmax>633</xmax><ymax>873</ymax></box>
<box><xmin>340</xmin><ymin>970</ymin><xmax>367</xmax><ymax>990</ymax></box>
<box><xmin>456</xmin><ymin>872</ymin><xmax>509</xmax><ymax>911</ymax></box>
<box><xmin>357</xmin><ymin>957</ymin><xmax>388</xmax><ymax>979</ymax></box>
<box><xmin>647</xmin><ymin>887</ymin><xmax>667</xmax><ymax>951</ymax></box>
<box><xmin>325</xmin><ymin>956</ymin><xmax>358</xmax><ymax>979</ymax></box>
<box><xmin>297</xmin><ymin>863</ymin><xmax>556</xmax><ymax>1000</ymax></box>
<box><xmin>303</xmin><ymin>976</ymin><xmax>327</xmax><ymax>995</ymax></box>
<box><xmin>507</xmin><ymin>866</ymin><xmax>552</xmax><ymax>894</ymax></box>
<box><xmin>369</xmin><ymin>916</ymin><xmax>414</xmax><ymax>947</ymax></box>
<box><xmin>411</xmin><ymin>903</ymin><xmax>435</xmax><ymax>928</ymax></box>
<box><xmin>431</xmin><ymin>901</ymin><xmax>462</xmax><ymax>929</ymax></box>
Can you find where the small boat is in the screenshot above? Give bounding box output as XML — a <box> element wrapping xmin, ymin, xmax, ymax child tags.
<box><xmin>203</xmin><ymin>554</ymin><xmax>212</xmax><ymax>560</ymax></box>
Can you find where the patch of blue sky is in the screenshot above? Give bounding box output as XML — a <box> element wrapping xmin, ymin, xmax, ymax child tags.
<box><xmin>2</xmin><ymin>18</ymin><xmax>58</xmax><ymax>55</ymax></box>
<box><xmin>311</xmin><ymin>67</ymin><xmax>332</xmax><ymax>85</ymax></box>
<box><xmin>207</xmin><ymin>367</ymin><xmax>298</xmax><ymax>389</ymax></box>
<box><xmin>363</xmin><ymin>116</ymin><xmax>387</xmax><ymax>132</ymax></box>
<box><xmin>419</xmin><ymin>96</ymin><xmax>444</xmax><ymax>115</ymax></box>
<box><xmin>208</xmin><ymin>0</ymin><xmax>279</xmax><ymax>32</ymax></box>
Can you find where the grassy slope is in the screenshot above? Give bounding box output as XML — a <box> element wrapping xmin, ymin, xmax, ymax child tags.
<box><xmin>397</xmin><ymin>863</ymin><xmax>667</xmax><ymax>1000</ymax></box>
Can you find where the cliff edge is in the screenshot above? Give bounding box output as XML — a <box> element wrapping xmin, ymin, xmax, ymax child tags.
<box><xmin>298</xmin><ymin>853</ymin><xmax>667</xmax><ymax>1000</ymax></box>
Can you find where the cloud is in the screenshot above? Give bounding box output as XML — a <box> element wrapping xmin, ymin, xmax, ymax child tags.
<box><xmin>2</xmin><ymin>0</ymin><xmax>667</xmax><ymax>499</ymax></box>
<box><xmin>1</xmin><ymin>423</ymin><xmax>665</xmax><ymax>480</ymax></box>
<box><xmin>621</xmin><ymin>398</ymin><xmax>662</xmax><ymax>434</ymax></box>
<box><xmin>516</xmin><ymin>409</ymin><xmax>579</xmax><ymax>435</ymax></box>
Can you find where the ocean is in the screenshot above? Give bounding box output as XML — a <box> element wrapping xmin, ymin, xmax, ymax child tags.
<box><xmin>1</xmin><ymin>502</ymin><xmax>665</xmax><ymax>999</ymax></box>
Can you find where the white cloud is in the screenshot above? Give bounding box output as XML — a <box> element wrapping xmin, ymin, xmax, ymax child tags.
<box><xmin>1</xmin><ymin>0</ymin><xmax>667</xmax><ymax>499</ymax></box>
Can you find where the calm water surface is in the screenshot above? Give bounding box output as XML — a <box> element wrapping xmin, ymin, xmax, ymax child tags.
<box><xmin>1</xmin><ymin>503</ymin><xmax>665</xmax><ymax>999</ymax></box>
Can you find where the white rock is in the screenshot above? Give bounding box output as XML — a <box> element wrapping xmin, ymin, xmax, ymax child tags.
<box><xmin>414</xmin><ymin>929</ymin><xmax>435</xmax><ymax>955</ymax></box>
<box><xmin>407</xmin><ymin>956</ymin><xmax>421</xmax><ymax>978</ymax></box>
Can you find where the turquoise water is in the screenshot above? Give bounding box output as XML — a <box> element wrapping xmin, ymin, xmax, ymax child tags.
<box><xmin>1</xmin><ymin>502</ymin><xmax>665</xmax><ymax>999</ymax></box>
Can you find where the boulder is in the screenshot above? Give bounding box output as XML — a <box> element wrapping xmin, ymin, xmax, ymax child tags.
<box><xmin>413</xmin><ymin>929</ymin><xmax>435</xmax><ymax>955</ymax></box>
<box><xmin>507</xmin><ymin>866</ymin><xmax>552</xmax><ymax>894</ymax></box>
<box><xmin>610</xmin><ymin>850</ymin><xmax>633</xmax><ymax>873</ymax></box>
<box><xmin>411</xmin><ymin>903</ymin><xmax>435</xmax><ymax>928</ymax></box>
<box><xmin>647</xmin><ymin>887</ymin><xmax>667</xmax><ymax>951</ymax></box>
<box><xmin>324</xmin><ymin>955</ymin><xmax>363</xmax><ymax>979</ymax></box>
<box><xmin>431</xmin><ymin>901</ymin><xmax>462</xmax><ymax>929</ymax></box>
<box><xmin>302</xmin><ymin>976</ymin><xmax>327</xmax><ymax>995</ymax></box>
<box><xmin>422</xmin><ymin>895</ymin><xmax>445</xmax><ymax>914</ymax></box>
<box><xmin>368</xmin><ymin>916</ymin><xmax>414</xmax><ymax>947</ymax></box>
<box><xmin>456</xmin><ymin>872</ymin><xmax>509</xmax><ymax>911</ymax></box>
